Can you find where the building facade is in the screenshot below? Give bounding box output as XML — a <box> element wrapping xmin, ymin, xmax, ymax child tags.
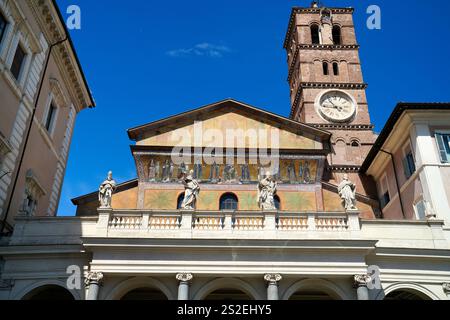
<box><xmin>0</xmin><ymin>2</ymin><xmax>449</xmax><ymax>301</ymax></box>
<box><xmin>0</xmin><ymin>0</ymin><xmax>94</xmax><ymax>234</ymax></box>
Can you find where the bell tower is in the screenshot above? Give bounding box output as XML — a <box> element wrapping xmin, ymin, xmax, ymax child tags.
<box><xmin>284</xmin><ymin>2</ymin><xmax>377</xmax><ymax>172</ymax></box>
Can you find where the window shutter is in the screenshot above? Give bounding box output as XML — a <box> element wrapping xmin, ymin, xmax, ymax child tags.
<box><xmin>436</xmin><ymin>134</ymin><xmax>449</xmax><ymax>163</ymax></box>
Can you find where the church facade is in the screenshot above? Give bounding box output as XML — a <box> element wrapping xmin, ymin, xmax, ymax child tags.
<box><xmin>1</xmin><ymin>3</ymin><xmax>450</xmax><ymax>300</ymax></box>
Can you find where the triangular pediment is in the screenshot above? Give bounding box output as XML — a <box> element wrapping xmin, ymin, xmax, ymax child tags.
<box><xmin>128</xmin><ymin>99</ymin><xmax>330</xmax><ymax>150</ymax></box>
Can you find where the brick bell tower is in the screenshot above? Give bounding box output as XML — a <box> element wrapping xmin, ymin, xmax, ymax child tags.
<box><xmin>284</xmin><ymin>2</ymin><xmax>377</xmax><ymax>178</ymax></box>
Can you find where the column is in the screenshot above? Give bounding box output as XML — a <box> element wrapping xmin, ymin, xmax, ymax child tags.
<box><xmin>85</xmin><ymin>271</ymin><xmax>104</xmax><ymax>300</ymax></box>
<box><xmin>264</xmin><ymin>274</ymin><xmax>282</xmax><ymax>300</ymax></box>
<box><xmin>176</xmin><ymin>273</ymin><xmax>193</xmax><ymax>300</ymax></box>
<box><xmin>353</xmin><ymin>274</ymin><xmax>371</xmax><ymax>300</ymax></box>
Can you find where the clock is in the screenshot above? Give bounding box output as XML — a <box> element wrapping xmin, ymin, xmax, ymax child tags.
<box><xmin>316</xmin><ymin>90</ymin><xmax>357</xmax><ymax>123</ymax></box>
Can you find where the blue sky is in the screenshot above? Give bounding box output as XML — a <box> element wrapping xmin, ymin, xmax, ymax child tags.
<box><xmin>55</xmin><ymin>0</ymin><xmax>450</xmax><ymax>216</ymax></box>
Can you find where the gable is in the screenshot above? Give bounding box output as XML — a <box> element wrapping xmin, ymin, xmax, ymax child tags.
<box><xmin>129</xmin><ymin>100</ymin><xmax>330</xmax><ymax>151</ymax></box>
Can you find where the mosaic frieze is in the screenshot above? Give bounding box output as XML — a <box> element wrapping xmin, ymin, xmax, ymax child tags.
<box><xmin>139</xmin><ymin>155</ymin><xmax>320</xmax><ymax>185</ymax></box>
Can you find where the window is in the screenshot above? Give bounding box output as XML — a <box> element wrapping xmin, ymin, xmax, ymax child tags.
<box><xmin>351</xmin><ymin>140</ymin><xmax>359</xmax><ymax>147</ymax></box>
<box><xmin>380</xmin><ymin>176</ymin><xmax>390</xmax><ymax>208</ymax></box>
<box><xmin>402</xmin><ymin>151</ymin><xmax>416</xmax><ymax>179</ymax></box>
<box><xmin>0</xmin><ymin>12</ymin><xmax>7</xmax><ymax>45</ymax></box>
<box><xmin>45</xmin><ymin>102</ymin><xmax>57</xmax><ymax>133</ymax></box>
<box><xmin>177</xmin><ymin>194</ymin><xmax>184</xmax><ymax>209</ymax></box>
<box><xmin>219</xmin><ymin>193</ymin><xmax>238</xmax><ymax>210</ymax></box>
<box><xmin>274</xmin><ymin>195</ymin><xmax>281</xmax><ymax>210</ymax></box>
<box><xmin>332</xmin><ymin>25</ymin><xmax>342</xmax><ymax>45</ymax></box>
<box><xmin>436</xmin><ymin>133</ymin><xmax>450</xmax><ymax>163</ymax></box>
<box><xmin>322</xmin><ymin>62</ymin><xmax>329</xmax><ymax>75</ymax></box>
<box><xmin>10</xmin><ymin>44</ymin><xmax>26</xmax><ymax>81</ymax></box>
<box><xmin>310</xmin><ymin>24</ymin><xmax>320</xmax><ymax>44</ymax></box>
<box><xmin>333</xmin><ymin>62</ymin><xmax>339</xmax><ymax>76</ymax></box>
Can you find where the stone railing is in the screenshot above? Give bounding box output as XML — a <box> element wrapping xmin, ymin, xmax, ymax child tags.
<box><xmin>96</xmin><ymin>209</ymin><xmax>361</xmax><ymax>237</ymax></box>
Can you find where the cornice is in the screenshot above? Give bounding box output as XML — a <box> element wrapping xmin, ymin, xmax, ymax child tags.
<box><xmin>312</xmin><ymin>124</ymin><xmax>375</xmax><ymax>131</ymax></box>
<box><xmin>28</xmin><ymin>0</ymin><xmax>94</xmax><ymax>111</ymax></box>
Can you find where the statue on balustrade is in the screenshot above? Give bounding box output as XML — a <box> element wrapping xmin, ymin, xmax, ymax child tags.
<box><xmin>181</xmin><ymin>170</ymin><xmax>200</xmax><ymax>210</ymax></box>
<box><xmin>209</xmin><ymin>160</ymin><xmax>220</xmax><ymax>183</ymax></box>
<box><xmin>257</xmin><ymin>172</ymin><xmax>278</xmax><ymax>210</ymax></box>
<box><xmin>338</xmin><ymin>174</ymin><xmax>358</xmax><ymax>211</ymax></box>
<box><xmin>98</xmin><ymin>171</ymin><xmax>117</xmax><ymax>208</ymax></box>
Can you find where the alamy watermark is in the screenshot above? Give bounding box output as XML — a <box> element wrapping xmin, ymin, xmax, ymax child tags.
<box><xmin>66</xmin><ymin>5</ymin><xmax>81</xmax><ymax>30</ymax></box>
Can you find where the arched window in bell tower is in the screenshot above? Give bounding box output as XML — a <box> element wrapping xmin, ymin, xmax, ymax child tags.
<box><xmin>322</xmin><ymin>61</ymin><xmax>329</xmax><ymax>75</ymax></box>
<box><xmin>310</xmin><ymin>24</ymin><xmax>320</xmax><ymax>44</ymax></box>
<box><xmin>332</xmin><ymin>62</ymin><xmax>339</xmax><ymax>76</ymax></box>
<box><xmin>332</xmin><ymin>25</ymin><xmax>342</xmax><ymax>45</ymax></box>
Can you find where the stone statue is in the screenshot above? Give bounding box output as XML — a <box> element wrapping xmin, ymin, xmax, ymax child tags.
<box><xmin>181</xmin><ymin>170</ymin><xmax>200</xmax><ymax>210</ymax></box>
<box><xmin>148</xmin><ymin>159</ymin><xmax>156</xmax><ymax>182</ymax></box>
<box><xmin>338</xmin><ymin>174</ymin><xmax>358</xmax><ymax>211</ymax></box>
<box><xmin>98</xmin><ymin>171</ymin><xmax>116</xmax><ymax>208</ymax></box>
<box><xmin>257</xmin><ymin>172</ymin><xmax>277</xmax><ymax>210</ymax></box>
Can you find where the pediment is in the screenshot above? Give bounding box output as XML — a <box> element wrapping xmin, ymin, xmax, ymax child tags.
<box><xmin>128</xmin><ymin>99</ymin><xmax>330</xmax><ymax>151</ymax></box>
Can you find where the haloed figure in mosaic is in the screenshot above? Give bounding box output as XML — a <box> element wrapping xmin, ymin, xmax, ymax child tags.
<box><xmin>257</xmin><ymin>172</ymin><xmax>278</xmax><ymax>210</ymax></box>
<box><xmin>98</xmin><ymin>171</ymin><xmax>117</xmax><ymax>208</ymax></box>
<box><xmin>181</xmin><ymin>170</ymin><xmax>200</xmax><ymax>210</ymax></box>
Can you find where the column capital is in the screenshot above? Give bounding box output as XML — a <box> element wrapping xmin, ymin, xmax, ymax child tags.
<box><xmin>353</xmin><ymin>274</ymin><xmax>371</xmax><ymax>288</ymax></box>
<box><xmin>176</xmin><ymin>273</ymin><xmax>193</xmax><ymax>283</ymax></box>
<box><xmin>264</xmin><ymin>273</ymin><xmax>282</xmax><ymax>284</ymax></box>
<box><xmin>85</xmin><ymin>271</ymin><xmax>104</xmax><ymax>287</ymax></box>
<box><xmin>443</xmin><ymin>283</ymin><xmax>450</xmax><ymax>294</ymax></box>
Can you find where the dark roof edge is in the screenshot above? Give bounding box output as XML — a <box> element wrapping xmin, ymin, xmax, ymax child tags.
<box><xmin>51</xmin><ymin>0</ymin><xmax>95</xmax><ymax>107</ymax></box>
<box><xmin>71</xmin><ymin>179</ymin><xmax>138</xmax><ymax>205</ymax></box>
<box><xmin>360</xmin><ymin>102</ymin><xmax>450</xmax><ymax>173</ymax></box>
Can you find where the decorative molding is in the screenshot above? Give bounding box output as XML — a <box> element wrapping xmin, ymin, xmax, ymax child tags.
<box><xmin>312</xmin><ymin>124</ymin><xmax>375</xmax><ymax>131</ymax></box>
<box><xmin>328</xmin><ymin>165</ymin><xmax>361</xmax><ymax>173</ymax></box>
<box><xmin>176</xmin><ymin>273</ymin><xmax>193</xmax><ymax>283</ymax></box>
<box><xmin>443</xmin><ymin>283</ymin><xmax>450</xmax><ymax>295</ymax></box>
<box><xmin>264</xmin><ymin>273</ymin><xmax>282</xmax><ymax>283</ymax></box>
<box><xmin>353</xmin><ymin>274</ymin><xmax>372</xmax><ymax>288</ymax></box>
<box><xmin>0</xmin><ymin>279</ymin><xmax>14</xmax><ymax>290</ymax></box>
<box><xmin>85</xmin><ymin>271</ymin><xmax>104</xmax><ymax>287</ymax></box>
<box><xmin>0</xmin><ymin>132</ymin><xmax>12</xmax><ymax>157</ymax></box>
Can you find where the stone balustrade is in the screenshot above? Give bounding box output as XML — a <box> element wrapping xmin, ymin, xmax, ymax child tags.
<box><xmin>99</xmin><ymin>209</ymin><xmax>361</xmax><ymax>236</ymax></box>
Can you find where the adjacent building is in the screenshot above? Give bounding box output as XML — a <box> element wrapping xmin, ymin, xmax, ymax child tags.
<box><xmin>0</xmin><ymin>0</ymin><xmax>94</xmax><ymax>234</ymax></box>
<box><xmin>0</xmin><ymin>2</ymin><xmax>449</xmax><ymax>301</ymax></box>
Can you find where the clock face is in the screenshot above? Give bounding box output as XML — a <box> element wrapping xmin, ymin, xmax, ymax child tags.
<box><xmin>318</xmin><ymin>91</ymin><xmax>356</xmax><ymax>123</ymax></box>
